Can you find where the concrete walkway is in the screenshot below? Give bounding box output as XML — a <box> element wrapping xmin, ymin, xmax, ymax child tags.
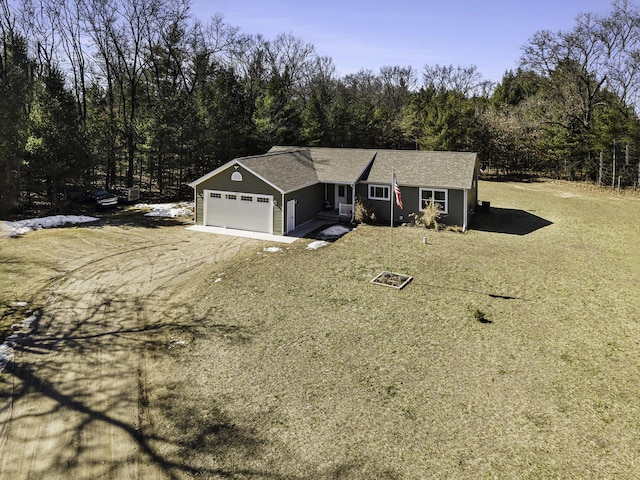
<box><xmin>186</xmin><ymin>219</ymin><xmax>334</xmax><ymax>244</ymax></box>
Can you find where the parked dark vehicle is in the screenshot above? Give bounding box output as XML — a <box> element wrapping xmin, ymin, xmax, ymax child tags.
<box><xmin>88</xmin><ymin>188</ymin><xmax>118</xmax><ymax>208</ymax></box>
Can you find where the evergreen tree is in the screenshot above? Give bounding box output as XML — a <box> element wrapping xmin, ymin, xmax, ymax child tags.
<box><xmin>253</xmin><ymin>67</ymin><xmax>303</xmax><ymax>149</ymax></box>
<box><xmin>0</xmin><ymin>32</ymin><xmax>32</xmax><ymax>214</ymax></box>
<box><xmin>24</xmin><ymin>67</ymin><xmax>89</xmax><ymax>210</ymax></box>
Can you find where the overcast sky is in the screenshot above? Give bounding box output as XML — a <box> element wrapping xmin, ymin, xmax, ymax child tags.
<box><xmin>191</xmin><ymin>0</ymin><xmax>614</xmax><ymax>83</ymax></box>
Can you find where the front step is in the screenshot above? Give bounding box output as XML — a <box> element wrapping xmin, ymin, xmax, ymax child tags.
<box><xmin>317</xmin><ymin>210</ymin><xmax>350</xmax><ymax>222</ymax></box>
<box><xmin>317</xmin><ymin>211</ymin><xmax>336</xmax><ymax>220</ymax></box>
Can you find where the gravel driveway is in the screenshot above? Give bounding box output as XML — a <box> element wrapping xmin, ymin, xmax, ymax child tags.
<box><xmin>0</xmin><ymin>224</ymin><xmax>258</xmax><ymax>479</ymax></box>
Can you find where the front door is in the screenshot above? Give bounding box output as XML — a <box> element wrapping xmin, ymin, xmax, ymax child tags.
<box><xmin>335</xmin><ymin>184</ymin><xmax>348</xmax><ymax>209</ymax></box>
<box><xmin>286</xmin><ymin>199</ymin><xmax>296</xmax><ymax>233</ymax></box>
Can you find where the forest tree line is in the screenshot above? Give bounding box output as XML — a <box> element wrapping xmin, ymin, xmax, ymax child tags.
<box><xmin>2</xmin><ymin>0</ymin><xmax>640</xmax><ymax>214</ymax></box>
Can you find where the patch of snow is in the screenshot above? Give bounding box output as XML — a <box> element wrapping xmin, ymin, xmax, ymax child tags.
<box><xmin>263</xmin><ymin>246</ymin><xmax>283</xmax><ymax>253</ymax></box>
<box><xmin>168</xmin><ymin>337</ymin><xmax>187</xmax><ymax>349</ymax></box>
<box><xmin>0</xmin><ymin>344</ymin><xmax>12</xmax><ymax>374</ymax></box>
<box><xmin>214</xmin><ymin>277</ymin><xmax>223</xmax><ymax>283</ymax></box>
<box><xmin>0</xmin><ymin>311</ymin><xmax>37</xmax><ymax>374</ymax></box>
<box><xmin>321</xmin><ymin>225</ymin><xmax>351</xmax><ymax>236</ymax></box>
<box><xmin>307</xmin><ymin>240</ymin><xmax>329</xmax><ymax>250</ymax></box>
<box><xmin>6</xmin><ymin>215</ymin><xmax>99</xmax><ymax>237</ymax></box>
<box><xmin>317</xmin><ymin>225</ymin><xmax>351</xmax><ymax>240</ymax></box>
<box><xmin>136</xmin><ymin>202</ymin><xmax>193</xmax><ymax>218</ymax></box>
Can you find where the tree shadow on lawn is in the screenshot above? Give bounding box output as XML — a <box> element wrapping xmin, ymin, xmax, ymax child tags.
<box><xmin>3</xmin><ymin>361</ymin><xmax>298</xmax><ymax>480</ymax></box>
<box><xmin>92</xmin><ymin>207</ymin><xmax>193</xmax><ymax>229</ymax></box>
<box><xmin>472</xmin><ymin>207</ymin><xmax>553</xmax><ymax>235</ymax></box>
<box><xmin>0</xmin><ymin>301</ymin><xmax>293</xmax><ymax>479</ymax></box>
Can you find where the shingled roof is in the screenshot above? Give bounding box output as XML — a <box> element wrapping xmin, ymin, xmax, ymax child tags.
<box><xmin>268</xmin><ymin>146</ymin><xmax>376</xmax><ymax>184</ymax></box>
<box><xmin>364</xmin><ymin>150</ymin><xmax>478</xmax><ymax>189</ymax></box>
<box><xmin>190</xmin><ymin>147</ymin><xmax>477</xmax><ymax>192</ymax></box>
<box><xmin>268</xmin><ymin>147</ymin><xmax>477</xmax><ymax>190</ymax></box>
<box><xmin>239</xmin><ymin>149</ymin><xmax>318</xmax><ymax>193</ymax></box>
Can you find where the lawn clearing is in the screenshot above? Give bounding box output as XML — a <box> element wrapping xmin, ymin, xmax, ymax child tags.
<box><xmin>1</xmin><ymin>180</ymin><xmax>639</xmax><ymax>478</ymax></box>
<box><xmin>144</xmin><ymin>180</ymin><xmax>640</xmax><ymax>478</ymax></box>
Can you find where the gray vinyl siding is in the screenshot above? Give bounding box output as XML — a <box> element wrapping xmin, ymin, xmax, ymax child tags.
<box><xmin>284</xmin><ymin>183</ymin><xmax>325</xmax><ymax>228</ymax></box>
<box><xmin>355</xmin><ymin>182</ymin><xmax>393</xmax><ymax>222</ymax></box>
<box><xmin>193</xmin><ymin>164</ymin><xmax>281</xmax><ymax>232</ymax></box>
<box><xmin>445</xmin><ymin>189</ymin><xmax>465</xmax><ymax>226</ymax></box>
<box><xmin>356</xmin><ymin>183</ymin><xmax>468</xmax><ymax>227</ymax></box>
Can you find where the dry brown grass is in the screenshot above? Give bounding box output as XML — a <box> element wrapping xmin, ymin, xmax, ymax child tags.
<box><xmin>148</xmin><ymin>180</ymin><xmax>640</xmax><ymax>478</ymax></box>
<box><xmin>2</xmin><ymin>180</ymin><xmax>640</xmax><ymax>478</ymax></box>
<box><xmin>353</xmin><ymin>196</ymin><xmax>377</xmax><ymax>224</ymax></box>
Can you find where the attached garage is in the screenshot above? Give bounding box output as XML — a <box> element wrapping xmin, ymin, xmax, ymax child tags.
<box><xmin>203</xmin><ymin>190</ymin><xmax>273</xmax><ymax>233</ymax></box>
<box><xmin>189</xmin><ymin>152</ymin><xmax>321</xmax><ymax>236</ymax></box>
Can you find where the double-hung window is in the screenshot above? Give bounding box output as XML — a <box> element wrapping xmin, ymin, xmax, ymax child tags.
<box><xmin>420</xmin><ymin>188</ymin><xmax>448</xmax><ymax>214</ymax></box>
<box><xmin>368</xmin><ymin>184</ymin><xmax>390</xmax><ymax>201</ymax></box>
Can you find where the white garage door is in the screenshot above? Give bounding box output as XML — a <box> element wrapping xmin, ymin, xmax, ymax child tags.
<box><xmin>204</xmin><ymin>190</ymin><xmax>273</xmax><ymax>233</ymax></box>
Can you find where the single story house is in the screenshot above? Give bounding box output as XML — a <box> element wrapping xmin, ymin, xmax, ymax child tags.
<box><xmin>188</xmin><ymin>146</ymin><xmax>479</xmax><ymax>235</ymax></box>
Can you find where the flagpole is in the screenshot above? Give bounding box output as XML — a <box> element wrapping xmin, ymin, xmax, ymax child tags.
<box><xmin>390</xmin><ymin>167</ymin><xmax>394</xmax><ymax>274</ymax></box>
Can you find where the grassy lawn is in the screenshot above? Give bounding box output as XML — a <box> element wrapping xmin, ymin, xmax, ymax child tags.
<box><xmin>2</xmin><ymin>180</ymin><xmax>639</xmax><ymax>478</ymax></box>
<box><xmin>150</xmin><ymin>180</ymin><xmax>640</xmax><ymax>478</ymax></box>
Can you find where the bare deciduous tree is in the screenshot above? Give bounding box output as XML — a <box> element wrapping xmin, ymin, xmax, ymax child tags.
<box><xmin>422</xmin><ymin>64</ymin><xmax>483</xmax><ymax>96</ymax></box>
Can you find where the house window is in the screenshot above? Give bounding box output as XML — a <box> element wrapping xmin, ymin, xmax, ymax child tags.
<box><xmin>420</xmin><ymin>188</ymin><xmax>448</xmax><ymax>214</ymax></box>
<box><xmin>368</xmin><ymin>184</ymin><xmax>390</xmax><ymax>201</ymax></box>
<box><xmin>231</xmin><ymin>171</ymin><xmax>243</xmax><ymax>181</ymax></box>
<box><xmin>240</xmin><ymin>195</ymin><xmax>253</xmax><ymax>201</ymax></box>
<box><xmin>257</xmin><ymin>197</ymin><xmax>270</xmax><ymax>203</ymax></box>
<box><xmin>225</xmin><ymin>194</ymin><xmax>237</xmax><ymax>200</ymax></box>
<box><xmin>338</xmin><ymin>185</ymin><xmax>346</xmax><ymax>197</ymax></box>
<box><xmin>210</xmin><ymin>192</ymin><xmax>221</xmax><ymax>198</ymax></box>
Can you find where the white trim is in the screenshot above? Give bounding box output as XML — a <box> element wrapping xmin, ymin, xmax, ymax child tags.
<box><xmin>419</xmin><ymin>188</ymin><xmax>448</xmax><ymax>214</ymax></box>
<box><xmin>351</xmin><ymin>184</ymin><xmax>356</xmax><ymax>222</ymax></box>
<box><xmin>194</xmin><ymin>189</ymin><xmax>200</xmax><ymax>225</ymax></box>
<box><xmin>280</xmin><ymin>194</ymin><xmax>285</xmax><ymax>235</ymax></box>
<box><xmin>463</xmin><ymin>189</ymin><xmax>468</xmax><ymax>231</ymax></box>
<box><xmin>203</xmin><ymin>189</ymin><xmax>209</xmax><ymax>226</ymax></box>
<box><xmin>338</xmin><ymin>203</ymin><xmax>353</xmax><ymax>217</ymax></box>
<box><xmin>368</xmin><ymin>184</ymin><xmax>390</xmax><ymax>201</ymax></box>
<box><xmin>286</xmin><ymin>199</ymin><xmax>296</xmax><ymax>233</ymax></box>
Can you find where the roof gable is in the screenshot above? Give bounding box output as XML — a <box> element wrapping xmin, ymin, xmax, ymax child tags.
<box><xmin>188</xmin><ymin>151</ymin><xmax>317</xmax><ymax>193</ymax></box>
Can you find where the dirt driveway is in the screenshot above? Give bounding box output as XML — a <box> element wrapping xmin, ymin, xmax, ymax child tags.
<box><xmin>0</xmin><ymin>222</ymin><xmax>260</xmax><ymax>479</ymax></box>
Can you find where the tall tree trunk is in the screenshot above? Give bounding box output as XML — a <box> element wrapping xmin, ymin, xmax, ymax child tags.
<box><xmin>157</xmin><ymin>154</ymin><xmax>163</xmax><ymax>194</ymax></box>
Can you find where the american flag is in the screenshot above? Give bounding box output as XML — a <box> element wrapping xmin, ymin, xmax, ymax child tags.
<box><xmin>393</xmin><ymin>172</ymin><xmax>403</xmax><ymax>209</ymax></box>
